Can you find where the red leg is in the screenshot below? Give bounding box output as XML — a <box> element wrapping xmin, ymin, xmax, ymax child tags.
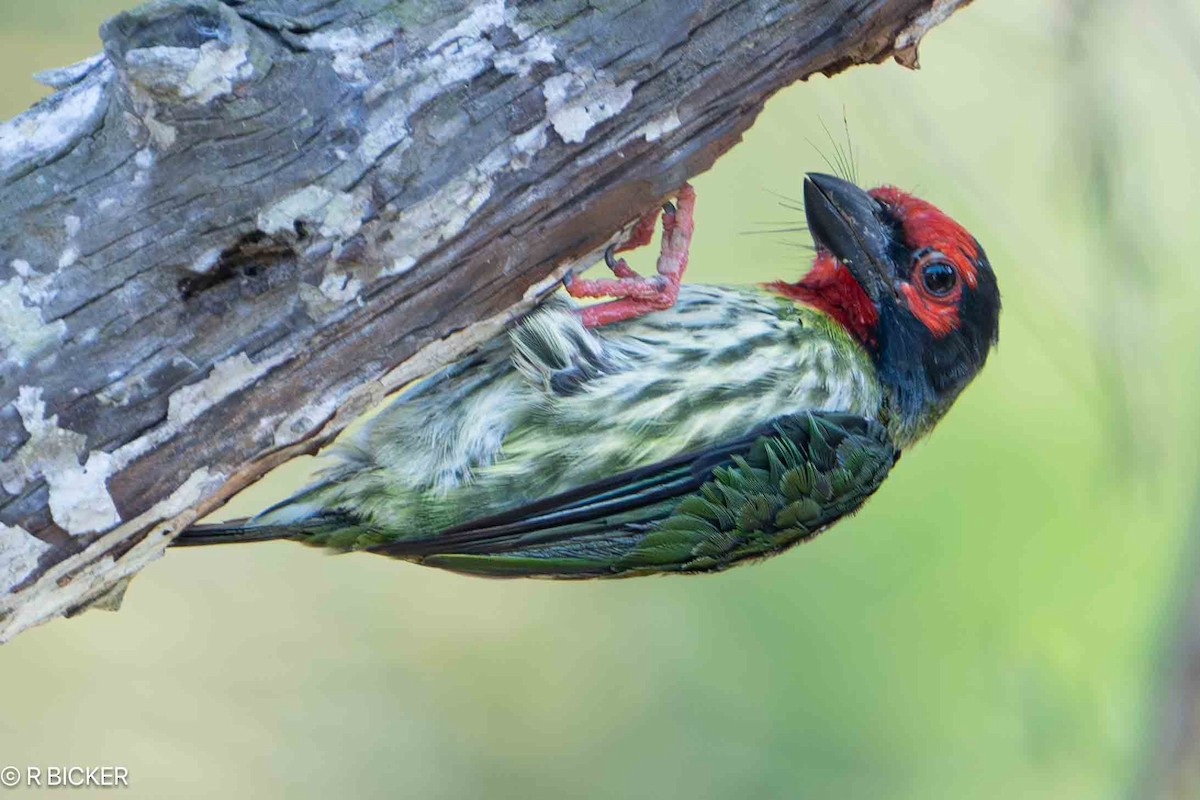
<box><xmin>616</xmin><ymin>205</ymin><xmax>661</xmax><ymax>256</ymax></box>
<box><xmin>566</xmin><ymin>184</ymin><xmax>695</xmax><ymax>328</ymax></box>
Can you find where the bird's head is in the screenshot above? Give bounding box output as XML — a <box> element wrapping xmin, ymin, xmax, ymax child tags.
<box><xmin>770</xmin><ymin>172</ymin><xmax>1001</xmax><ymax>442</ymax></box>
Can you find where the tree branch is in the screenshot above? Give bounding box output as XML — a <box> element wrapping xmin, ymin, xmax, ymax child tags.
<box><xmin>0</xmin><ymin>0</ymin><xmax>973</xmax><ymax>641</ymax></box>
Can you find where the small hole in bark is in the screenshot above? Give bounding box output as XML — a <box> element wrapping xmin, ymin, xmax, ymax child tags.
<box><xmin>178</xmin><ymin>231</ymin><xmax>295</xmax><ymax>300</ymax></box>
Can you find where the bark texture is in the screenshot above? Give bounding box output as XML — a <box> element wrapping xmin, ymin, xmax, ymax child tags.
<box><xmin>0</xmin><ymin>0</ymin><xmax>972</xmax><ymax>640</ymax></box>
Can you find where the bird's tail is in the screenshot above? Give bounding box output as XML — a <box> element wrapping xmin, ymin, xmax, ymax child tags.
<box><xmin>171</xmin><ymin>519</ymin><xmax>290</xmax><ymax>547</ymax></box>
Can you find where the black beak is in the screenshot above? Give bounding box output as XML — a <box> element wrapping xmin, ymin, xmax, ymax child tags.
<box><xmin>803</xmin><ymin>173</ymin><xmax>894</xmax><ymax>305</ymax></box>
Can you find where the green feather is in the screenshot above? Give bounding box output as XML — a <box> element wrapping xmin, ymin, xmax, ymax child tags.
<box><xmin>177</xmin><ymin>287</ymin><xmax>900</xmax><ymax>578</ymax></box>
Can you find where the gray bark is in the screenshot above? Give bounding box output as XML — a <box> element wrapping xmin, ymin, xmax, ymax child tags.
<box><xmin>0</xmin><ymin>0</ymin><xmax>972</xmax><ymax>641</ymax></box>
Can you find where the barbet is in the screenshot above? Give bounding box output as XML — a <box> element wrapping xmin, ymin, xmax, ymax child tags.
<box><xmin>175</xmin><ymin>174</ymin><xmax>1001</xmax><ymax>577</ymax></box>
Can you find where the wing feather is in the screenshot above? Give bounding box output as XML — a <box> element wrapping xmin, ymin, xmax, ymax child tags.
<box><xmin>370</xmin><ymin>411</ymin><xmax>897</xmax><ymax>577</ymax></box>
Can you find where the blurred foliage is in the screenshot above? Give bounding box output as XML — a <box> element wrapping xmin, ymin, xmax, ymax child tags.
<box><xmin>3</xmin><ymin>1</ymin><xmax>1199</xmax><ymax>798</ymax></box>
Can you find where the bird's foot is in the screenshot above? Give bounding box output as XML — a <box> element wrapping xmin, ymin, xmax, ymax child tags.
<box><xmin>565</xmin><ymin>183</ymin><xmax>695</xmax><ymax>328</ymax></box>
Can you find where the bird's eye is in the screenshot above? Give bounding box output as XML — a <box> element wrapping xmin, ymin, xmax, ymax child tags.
<box><xmin>920</xmin><ymin>261</ymin><xmax>958</xmax><ymax>297</ymax></box>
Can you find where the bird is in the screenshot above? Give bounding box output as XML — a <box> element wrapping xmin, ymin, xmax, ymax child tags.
<box><xmin>173</xmin><ymin>173</ymin><xmax>1001</xmax><ymax>578</ymax></box>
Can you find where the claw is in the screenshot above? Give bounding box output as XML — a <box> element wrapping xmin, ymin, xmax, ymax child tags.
<box><xmin>604</xmin><ymin>244</ymin><xmax>618</xmax><ymax>271</ymax></box>
<box><xmin>662</xmin><ymin>201</ymin><xmax>676</xmax><ymax>215</ymax></box>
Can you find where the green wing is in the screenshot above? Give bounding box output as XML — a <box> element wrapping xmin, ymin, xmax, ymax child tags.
<box><xmin>370</xmin><ymin>412</ymin><xmax>898</xmax><ymax>578</ymax></box>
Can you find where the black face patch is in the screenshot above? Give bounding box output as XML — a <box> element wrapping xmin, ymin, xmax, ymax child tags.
<box><xmin>873</xmin><ymin>241</ymin><xmax>1000</xmax><ymax>422</ymax></box>
<box><xmin>921</xmin><ymin>244</ymin><xmax>1000</xmax><ymax>395</ymax></box>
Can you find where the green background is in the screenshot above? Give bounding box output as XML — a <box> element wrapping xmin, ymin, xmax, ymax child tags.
<box><xmin>3</xmin><ymin>1</ymin><xmax>1197</xmax><ymax>797</ymax></box>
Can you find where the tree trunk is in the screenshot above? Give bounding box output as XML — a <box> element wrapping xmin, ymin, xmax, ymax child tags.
<box><xmin>0</xmin><ymin>0</ymin><xmax>972</xmax><ymax>641</ymax></box>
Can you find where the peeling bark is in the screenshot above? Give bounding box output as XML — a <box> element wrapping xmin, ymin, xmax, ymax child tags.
<box><xmin>0</xmin><ymin>0</ymin><xmax>972</xmax><ymax>641</ymax></box>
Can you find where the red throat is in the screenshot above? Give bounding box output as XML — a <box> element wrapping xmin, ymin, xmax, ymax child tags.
<box><xmin>767</xmin><ymin>252</ymin><xmax>878</xmax><ymax>348</ymax></box>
